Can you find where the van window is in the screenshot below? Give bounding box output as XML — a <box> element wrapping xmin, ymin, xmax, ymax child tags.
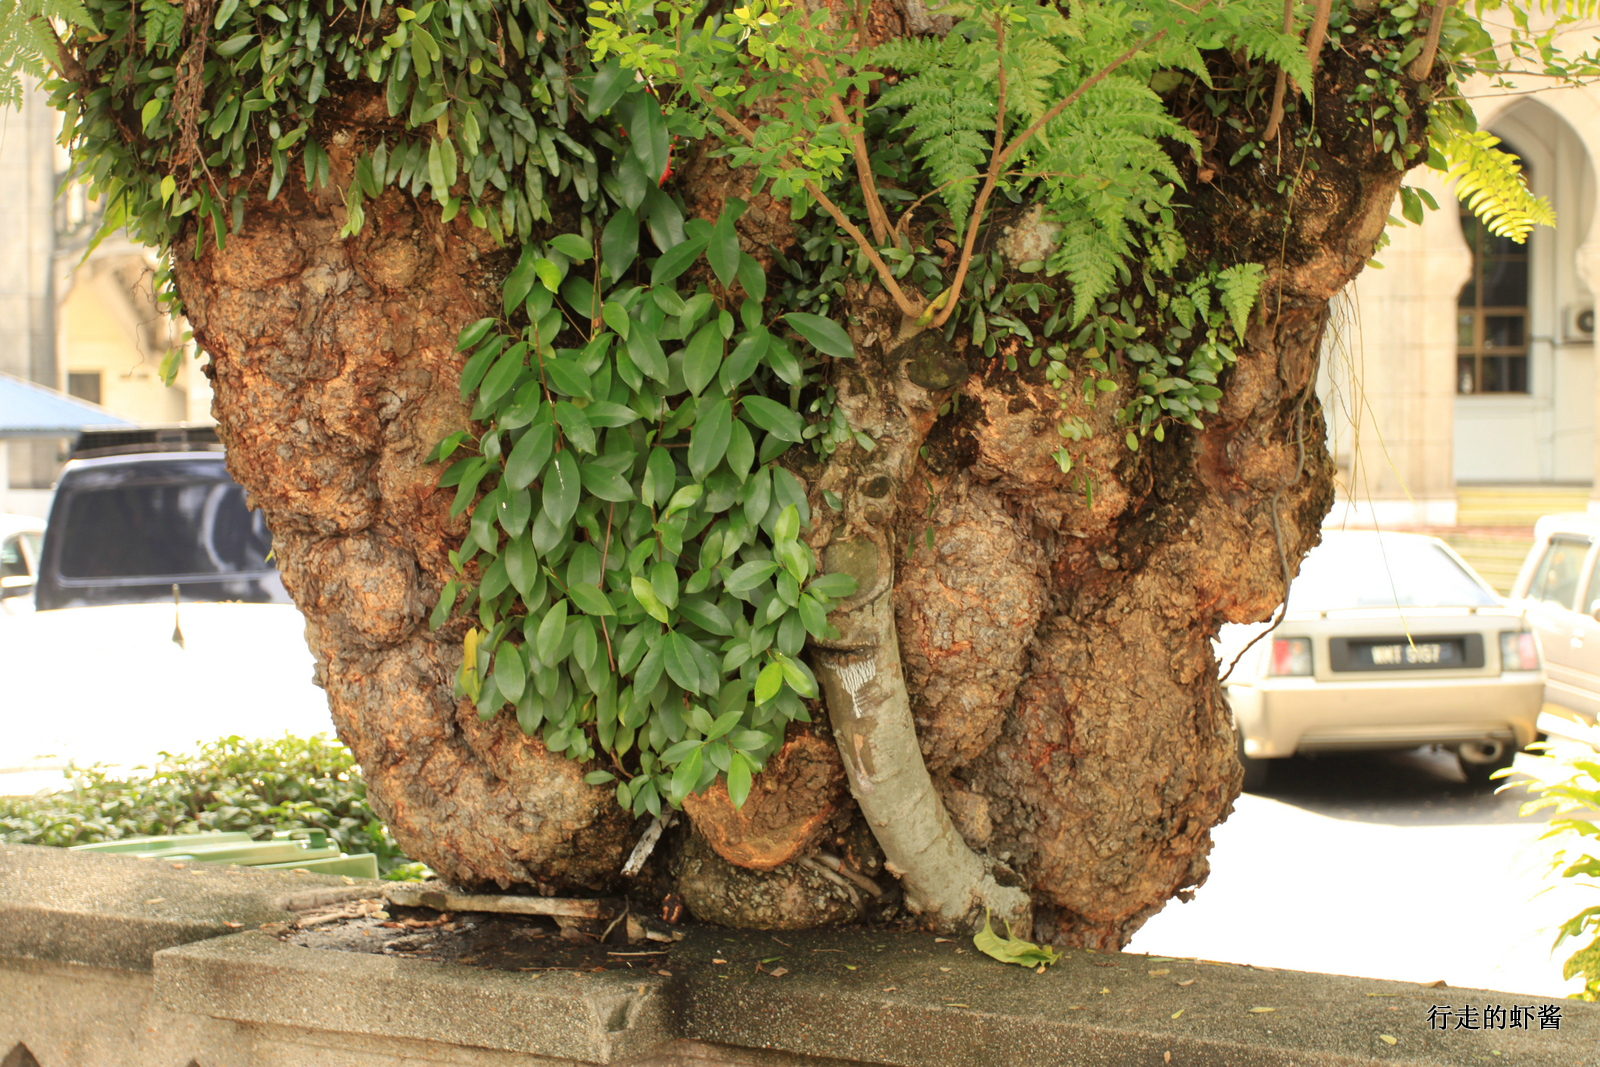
<box><xmin>55</xmin><ymin>481</ymin><xmax>274</xmax><ymax>580</ymax></box>
<box><xmin>1529</xmin><ymin>537</ymin><xmax>1591</xmax><ymax>609</ymax></box>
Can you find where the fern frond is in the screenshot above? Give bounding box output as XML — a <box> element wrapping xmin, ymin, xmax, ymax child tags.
<box><xmin>1439</xmin><ymin>129</ymin><xmax>1556</xmax><ymax>243</ymax></box>
<box><xmin>1215</xmin><ymin>263</ymin><xmax>1266</xmax><ymax>337</ymax></box>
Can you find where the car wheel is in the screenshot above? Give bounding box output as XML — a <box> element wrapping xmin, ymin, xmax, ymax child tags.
<box><xmin>1457</xmin><ymin>740</ymin><xmax>1516</xmax><ymax>788</ymax></box>
<box><xmin>1237</xmin><ymin>734</ymin><xmax>1272</xmax><ymax>793</ymax></box>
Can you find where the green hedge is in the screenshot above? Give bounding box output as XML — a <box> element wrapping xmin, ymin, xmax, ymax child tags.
<box><xmin>0</xmin><ymin>735</ymin><xmax>408</xmax><ymax>873</ymax></box>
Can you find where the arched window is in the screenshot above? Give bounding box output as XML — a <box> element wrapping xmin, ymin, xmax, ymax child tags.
<box><xmin>1457</xmin><ymin>146</ymin><xmax>1531</xmax><ymax>394</ymax></box>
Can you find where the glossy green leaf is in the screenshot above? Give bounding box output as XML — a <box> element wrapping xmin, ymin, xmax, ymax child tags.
<box><xmin>542</xmin><ymin>451</ymin><xmax>581</xmax><ymax>527</ymax></box>
<box><xmin>550</xmin><ymin>234</ymin><xmax>593</xmax><ymax>261</ymax></box>
<box><xmin>503</xmin><ymin>249</ymin><xmax>538</xmax><ymax>313</ymax></box>
<box><xmin>567</xmin><ymin>581</ymin><xmax>615</xmax><ymax>616</ymax></box>
<box><xmin>478</xmin><ymin>342</ymin><xmax>529</xmax><ymax>408</ymax></box>
<box><xmin>649</xmin><ymin>559</ymin><xmax>680</xmax><ymax>610</ymax></box>
<box><xmin>650</xmin><ymin>235</ymin><xmax>709</xmax><ymax>286</ymax></box>
<box><xmin>626</xmin><ymin>322</ymin><xmax>668</xmax><ymax>383</ymax></box>
<box><xmin>688</xmin><ymin>398</ymin><xmax>732</xmax><ymax>482</ymax></box>
<box><xmin>754</xmin><ymin>661</ymin><xmax>784</xmax><ymax>705</ymax></box>
<box><xmin>537</xmin><ymin>599</ymin><xmax>569</xmax><ymax>665</ymax></box>
<box><xmin>602</xmin><ymin>207</ymin><xmax>639</xmax><ymax>280</ymax></box>
<box><xmin>457</xmin><ymin>318</ymin><xmax>497</xmax><ymax>352</ymax></box>
<box><xmin>506</xmin><ymin>537</ymin><xmax>540</xmax><ymax>598</ymax></box>
<box><xmin>670</xmin><ymin>744</ymin><xmax>704</xmax><ymax>801</ymax></box>
<box><xmin>580</xmin><ymin>401</ymin><xmax>639</xmax><ymax>428</ymax></box>
<box><xmin>726</xmin><ymin>751</ymin><xmax>753</xmax><ymax>809</ymax></box>
<box><xmin>662</xmin><ymin>632</ymin><xmax>703</xmax><ymax>693</ymax></box>
<box><xmin>682</xmin><ymin>323</ymin><xmax>722</xmax><ymax>396</ymax></box>
<box><xmin>544</xmin><ymin>357</ymin><xmax>593</xmax><ymax>400</ymax></box>
<box><xmin>632</xmin><ymin>576</ymin><xmax>670</xmax><ymax>624</ymax></box>
<box><xmin>505</xmin><ymin>422</ymin><xmax>555</xmax><ymax>490</ymax></box>
<box><xmin>493</xmin><ymin>643</ymin><xmax>527</xmax><ymax>705</ymax></box>
<box><xmin>807</xmin><ymin>572</ymin><xmax>859</xmax><ymax>598</ymax></box>
<box><xmin>708</xmin><ymin>208</ymin><xmax>740</xmax><ymax>287</ymax></box>
<box><xmin>580</xmin><ymin>461</ymin><xmax>635</xmax><ymax>502</ymax></box>
<box><xmin>784</xmin><ymin>312</ymin><xmax>854</xmax><ymax>359</ymax></box>
<box><xmin>725</xmin><ymin>560</ymin><xmax>780</xmax><ymax>593</ymax></box>
<box><xmin>740</xmin><ymin>395</ymin><xmax>805</xmax><ymax>442</ymax></box>
<box><xmin>554</xmin><ymin>400</ymin><xmax>596</xmax><ymax>454</ymax></box>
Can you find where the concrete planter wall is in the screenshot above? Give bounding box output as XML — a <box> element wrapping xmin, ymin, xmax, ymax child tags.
<box><xmin>1</xmin><ymin>845</ymin><xmax>1594</xmax><ymax>1066</ymax></box>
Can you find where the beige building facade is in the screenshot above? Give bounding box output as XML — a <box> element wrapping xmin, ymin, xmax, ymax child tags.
<box><xmin>1326</xmin><ymin>69</ymin><xmax>1600</xmax><ymax>528</ymax></box>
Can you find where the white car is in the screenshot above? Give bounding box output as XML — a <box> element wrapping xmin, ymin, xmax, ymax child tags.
<box><xmin>0</xmin><ymin>513</ymin><xmax>44</xmax><ymax>614</ymax></box>
<box><xmin>0</xmin><ymin>432</ymin><xmax>333</xmax><ymax>795</ymax></box>
<box><xmin>1220</xmin><ymin>531</ymin><xmax>1544</xmax><ymax>790</ymax></box>
<box><xmin>1508</xmin><ymin>513</ymin><xmax>1600</xmax><ymax>731</ymax></box>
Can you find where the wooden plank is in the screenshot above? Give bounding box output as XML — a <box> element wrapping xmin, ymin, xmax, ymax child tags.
<box><xmin>384</xmin><ymin>884</ymin><xmax>614</xmax><ymax>920</ymax></box>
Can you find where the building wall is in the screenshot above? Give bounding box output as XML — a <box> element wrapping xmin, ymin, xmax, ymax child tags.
<box><xmin>1326</xmin><ymin>40</ymin><xmax>1600</xmax><ymax>523</ymax></box>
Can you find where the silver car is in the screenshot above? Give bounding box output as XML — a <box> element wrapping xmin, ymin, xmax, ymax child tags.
<box><xmin>1221</xmin><ymin>531</ymin><xmax>1543</xmax><ymax>789</ymax></box>
<box><xmin>1509</xmin><ymin>513</ymin><xmax>1600</xmax><ymax>732</ymax></box>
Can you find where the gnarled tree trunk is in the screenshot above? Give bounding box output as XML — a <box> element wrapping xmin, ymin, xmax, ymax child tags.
<box><xmin>174</xmin><ymin>22</ymin><xmax>1414</xmax><ymax>946</ymax></box>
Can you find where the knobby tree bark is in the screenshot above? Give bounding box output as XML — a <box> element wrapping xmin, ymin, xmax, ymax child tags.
<box><xmin>172</xmin><ymin>17</ymin><xmax>1415</xmax><ymax>945</ymax></box>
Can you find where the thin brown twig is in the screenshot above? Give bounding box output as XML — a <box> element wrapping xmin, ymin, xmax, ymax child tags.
<box><xmin>1262</xmin><ymin>0</ymin><xmax>1295</xmax><ymax>143</ymax></box>
<box><xmin>808</xmin><ymin>56</ymin><xmax>892</xmax><ymax>245</ymax></box>
<box><xmin>1409</xmin><ymin>0</ymin><xmax>1455</xmax><ymax>81</ymax></box>
<box><xmin>932</xmin><ymin>12</ymin><xmax>1193</xmax><ymax>328</ymax></box>
<box><xmin>1305</xmin><ymin>0</ymin><xmax>1334</xmax><ymax>75</ymax></box>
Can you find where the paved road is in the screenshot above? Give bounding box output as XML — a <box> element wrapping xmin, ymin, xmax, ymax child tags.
<box><xmin>1126</xmin><ymin>747</ymin><xmax>1594</xmax><ymax>998</ymax></box>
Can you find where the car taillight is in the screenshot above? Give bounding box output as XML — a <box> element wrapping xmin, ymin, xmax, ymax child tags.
<box><xmin>1267</xmin><ymin>637</ymin><xmax>1312</xmax><ymax>676</ymax></box>
<box><xmin>1499</xmin><ymin>631</ymin><xmax>1540</xmax><ymax>671</ymax></box>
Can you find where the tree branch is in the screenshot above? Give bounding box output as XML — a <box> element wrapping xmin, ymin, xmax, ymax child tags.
<box><xmin>1305</xmin><ymin>0</ymin><xmax>1334</xmax><ymax>75</ymax></box>
<box><xmin>1262</xmin><ymin>0</ymin><xmax>1295</xmax><ymax>143</ymax></box>
<box><xmin>809</xmin><ymin>57</ymin><xmax>893</xmax><ymax>246</ymax></box>
<box><xmin>1409</xmin><ymin>0</ymin><xmax>1455</xmax><ymax>82</ymax></box>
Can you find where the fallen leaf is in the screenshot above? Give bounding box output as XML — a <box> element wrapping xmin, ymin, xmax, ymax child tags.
<box><xmin>945</xmin><ymin>1002</ymin><xmax>969</xmax><ymax>1007</ymax></box>
<box><xmin>1099</xmin><ymin>987</ymin><xmax>1109</xmax><ymax>994</ymax></box>
<box><xmin>1422</xmin><ymin>980</ymin><xmax>1447</xmax><ymax>989</ymax></box>
<box><xmin>768</xmin><ymin>967</ymin><xmax>788</xmax><ymax>978</ymax></box>
<box><xmin>973</xmin><ymin>910</ymin><xmax>1061</xmax><ymax>969</ymax></box>
<box><xmin>1171</xmin><ymin>1009</ymin><xmax>1184</xmax><ymax>1020</ymax></box>
<box><xmin>1249</xmin><ymin>1007</ymin><xmax>1276</xmax><ymax>1014</ymax></box>
<box><xmin>939</xmin><ymin>966</ymin><xmax>951</xmax><ymax>972</ymax></box>
<box><xmin>934</xmin><ymin>937</ymin><xmax>953</xmax><ymax>943</ymax></box>
<box><xmin>169</xmin><ymin>863</ymin><xmax>185</xmax><ymax>869</ymax></box>
<box><xmin>883</xmin><ymin>986</ymin><xmax>899</xmax><ymax>992</ymax></box>
<box><xmin>221</xmin><ymin>921</ymin><xmax>243</xmax><ymax>930</ymax></box>
<box><xmin>845</xmin><ymin>965</ymin><xmax>857</xmax><ymax>971</ymax></box>
<box><xmin>1365</xmin><ymin>993</ymin><xmax>1397</xmax><ymax>998</ymax></box>
<box><xmin>1177</xmin><ymin>979</ymin><xmax>1196</xmax><ymax>987</ymax></box>
<box><xmin>1379</xmin><ymin>1034</ymin><xmax>1397</xmax><ymax>1046</ymax></box>
<box><xmin>1149</xmin><ymin>968</ymin><xmax>1171</xmax><ymax>976</ymax></box>
<box><xmin>712</xmin><ymin>958</ymin><xmax>727</xmax><ymax>964</ymax></box>
<box><xmin>1164</xmin><ymin>1054</ymin><xmax>1172</xmax><ymax>1065</ymax></box>
<box><xmin>144</xmin><ymin>898</ymin><xmax>165</xmax><ymax>905</ymax></box>
<box><xmin>656</xmin><ymin>970</ymin><xmax>673</xmax><ymax>977</ymax></box>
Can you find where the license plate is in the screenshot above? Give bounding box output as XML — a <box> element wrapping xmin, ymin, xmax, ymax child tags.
<box><xmin>1329</xmin><ymin>635</ymin><xmax>1482</xmax><ymax>672</ymax></box>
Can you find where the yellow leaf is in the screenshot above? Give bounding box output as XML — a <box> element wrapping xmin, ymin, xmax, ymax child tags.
<box><xmin>1171</xmin><ymin>1009</ymin><xmax>1184</xmax><ymax>1019</ymax></box>
<box><xmin>1379</xmin><ymin>1034</ymin><xmax>1397</xmax><ymax>1045</ymax></box>
<box><xmin>1249</xmin><ymin>1006</ymin><xmax>1276</xmax><ymax>1014</ymax></box>
<box><xmin>1149</xmin><ymin>968</ymin><xmax>1171</xmax><ymax>976</ymax></box>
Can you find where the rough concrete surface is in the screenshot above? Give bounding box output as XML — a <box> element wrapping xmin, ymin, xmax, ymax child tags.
<box><xmin>673</xmin><ymin>929</ymin><xmax>1599</xmax><ymax>1067</ymax></box>
<box><xmin>0</xmin><ymin>842</ymin><xmax>364</xmax><ymax>971</ymax></box>
<box><xmin>3</xmin><ymin>845</ymin><xmax>1598</xmax><ymax>1066</ymax></box>
<box><xmin>157</xmin><ymin>930</ymin><xmax>673</xmax><ymax>1063</ymax></box>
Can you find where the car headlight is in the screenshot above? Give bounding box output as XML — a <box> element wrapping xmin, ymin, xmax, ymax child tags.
<box><xmin>1267</xmin><ymin>637</ymin><xmax>1312</xmax><ymax>677</ymax></box>
<box><xmin>1499</xmin><ymin>631</ymin><xmax>1540</xmax><ymax>671</ymax></box>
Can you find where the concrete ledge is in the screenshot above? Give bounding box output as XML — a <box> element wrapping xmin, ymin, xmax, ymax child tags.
<box><xmin>156</xmin><ymin>931</ymin><xmax>672</xmax><ymax>1064</ymax></box>
<box><xmin>4</xmin><ymin>845</ymin><xmax>1598</xmax><ymax>1066</ymax></box>
<box><xmin>672</xmin><ymin>930</ymin><xmax>1598</xmax><ymax>1067</ymax></box>
<box><xmin>0</xmin><ymin>843</ymin><xmax>362</xmax><ymax>971</ymax></box>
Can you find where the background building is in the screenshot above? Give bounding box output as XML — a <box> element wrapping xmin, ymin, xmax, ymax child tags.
<box><xmin>0</xmin><ymin>84</ymin><xmax>210</xmax><ymax>516</ymax></box>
